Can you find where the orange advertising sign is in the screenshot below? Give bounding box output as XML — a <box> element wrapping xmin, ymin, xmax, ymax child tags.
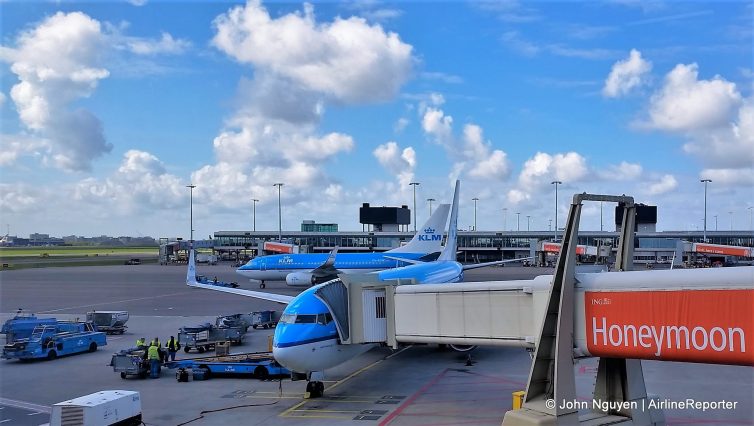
<box><xmin>263</xmin><ymin>242</ymin><xmax>295</xmax><ymax>254</ymax></box>
<box><xmin>542</xmin><ymin>242</ymin><xmax>586</xmax><ymax>255</ymax></box>
<box><xmin>694</xmin><ymin>243</ymin><xmax>751</xmax><ymax>257</ymax></box>
<box><xmin>584</xmin><ymin>290</ymin><xmax>754</xmax><ymax>366</ymax></box>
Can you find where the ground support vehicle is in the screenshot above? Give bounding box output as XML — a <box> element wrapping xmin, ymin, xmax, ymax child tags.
<box><xmin>111</xmin><ymin>349</ymin><xmax>148</xmax><ymax>379</ymax></box>
<box><xmin>86</xmin><ymin>311</ymin><xmax>129</xmax><ymax>335</ymax></box>
<box><xmin>250</xmin><ymin>310</ymin><xmax>280</xmax><ymax>329</ymax></box>
<box><xmin>178</xmin><ymin>323</ymin><xmax>245</xmax><ymax>353</ymax></box>
<box><xmin>165</xmin><ymin>352</ymin><xmax>289</xmax><ymax>380</ymax></box>
<box><xmin>1</xmin><ymin>312</ymin><xmax>57</xmax><ymax>343</ymax></box>
<box><xmin>2</xmin><ymin>322</ymin><xmax>106</xmax><ymax>361</ymax></box>
<box><xmin>196</xmin><ymin>275</ymin><xmax>239</xmax><ymax>288</ymax></box>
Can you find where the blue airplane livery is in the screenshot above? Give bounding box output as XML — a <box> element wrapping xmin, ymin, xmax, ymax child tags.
<box><xmin>236</xmin><ymin>204</ymin><xmax>450</xmax><ymax>287</ymax></box>
<box><xmin>186</xmin><ymin>180</ymin><xmax>529</xmax><ymax>397</ymax></box>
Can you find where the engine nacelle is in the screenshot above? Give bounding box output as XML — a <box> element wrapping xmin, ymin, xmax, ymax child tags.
<box><xmin>449</xmin><ymin>344</ymin><xmax>477</xmax><ymax>353</ymax></box>
<box><xmin>286</xmin><ymin>272</ymin><xmax>316</xmax><ymax>286</ymax></box>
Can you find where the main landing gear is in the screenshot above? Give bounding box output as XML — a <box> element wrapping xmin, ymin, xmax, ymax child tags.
<box><xmin>305</xmin><ymin>381</ymin><xmax>325</xmax><ymax>398</ymax></box>
<box><xmin>259</xmin><ymin>281</ymin><xmax>266</xmax><ymax>289</ymax></box>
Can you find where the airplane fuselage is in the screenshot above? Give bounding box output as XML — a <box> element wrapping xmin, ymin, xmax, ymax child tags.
<box><xmin>236</xmin><ymin>252</ymin><xmax>428</xmax><ymax>282</ymax></box>
<box><xmin>376</xmin><ymin>261</ymin><xmax>464</xmax><ymax>283</ymax></box>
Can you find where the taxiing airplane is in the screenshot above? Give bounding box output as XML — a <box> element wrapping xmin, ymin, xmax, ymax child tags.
<box><xmin>236</xmin><ymin>203</ymin><xmax>450</xmax><ymax>287</ymax></box>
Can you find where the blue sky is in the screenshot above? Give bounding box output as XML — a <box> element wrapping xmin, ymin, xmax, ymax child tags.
<box><xmin>1</xmin><ymin>0</ymin><xmax>752</xmax><ymax>239</ymax></box>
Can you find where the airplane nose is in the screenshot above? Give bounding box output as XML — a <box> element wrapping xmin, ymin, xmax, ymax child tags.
<box><xmin>272</xmin><ymin>346</ymin><xmax>298</xmax><ymax>372</ymax></box>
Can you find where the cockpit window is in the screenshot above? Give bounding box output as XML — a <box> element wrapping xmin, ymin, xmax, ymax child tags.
<box><xmin>316</xmin><ymin>313</ymin><xmax>333</xmax><ymax>325</ymax></box>
<box><xmin>279</xmin><ymin>313</ymin><xmax>296</xmax><ymax>324</ymax></box>
<box><xmin>294</xmin><ymin>314</ymin><xmax>317</xmax><ymax>323</ymax></box>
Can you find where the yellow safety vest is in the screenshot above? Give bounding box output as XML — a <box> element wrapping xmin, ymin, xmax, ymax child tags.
<box><xmin>136</xmin><ymin>339</ymin><xmax>145</xmax><ymax>346</ymax></box>
<box><xmin>148</xmin><ymin>345</ymin><xmax>160</xmax><ymax>360</ymax></box>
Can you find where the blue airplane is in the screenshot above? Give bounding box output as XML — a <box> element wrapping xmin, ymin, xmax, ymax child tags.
<box><xmin>236</xmin><ymin>203</ymin><xmax>450</xmax><ymax>287</ymax></box>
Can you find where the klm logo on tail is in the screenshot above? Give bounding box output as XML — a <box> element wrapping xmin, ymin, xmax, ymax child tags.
<box><xmin>419</xmin><ymin>227</ymin><xmax>442</xmax><ymax>241</ymax></box>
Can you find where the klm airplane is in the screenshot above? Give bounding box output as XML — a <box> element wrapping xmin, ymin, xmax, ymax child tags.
<box><xmin>186</xmin><ymin>180</ymin><xmax>529</xmax><ymax>397</ymax></box>
<box><xmin>236</xmin><ymin>204</ymin><xmax>450</xmax><ymax>287</ymax></box>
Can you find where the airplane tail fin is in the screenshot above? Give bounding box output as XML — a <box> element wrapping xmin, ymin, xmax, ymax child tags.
<box><xmin>437</xmin><ymin>180</ymin><xmax>460</xmax><ymax>262</ymax></box>
<box><xmin>387</xmin><ymin>203</ymin><xmax>450</xmax><ymax>254</ymax></box>
<box><xmin>186</xmin><ymin>249</ymin><xmax>198</xmax><ymax>285</ymax></box>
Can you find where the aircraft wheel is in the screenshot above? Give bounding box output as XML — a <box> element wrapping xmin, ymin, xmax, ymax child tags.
<box><xmin>259</xmin><ymin>282</ymin><xmax>266</xmax><ymax>289</ymax></box>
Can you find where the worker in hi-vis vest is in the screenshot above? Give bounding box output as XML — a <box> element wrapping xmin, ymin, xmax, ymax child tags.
<box><xmin>148</xmin><ymin>343</ymin><xmax>161</xmax><ymax>378</ymax></box>
<box><xmin>136</xmin><ymin>337</ymin><xmax>145</xmax><ymax>348</ymax></box>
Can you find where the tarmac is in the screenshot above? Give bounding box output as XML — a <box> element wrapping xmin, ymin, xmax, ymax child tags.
<box><xmin>0</xmin><ymin>263</ymin><xmax>752</xmax><ymax>425</ymax></box>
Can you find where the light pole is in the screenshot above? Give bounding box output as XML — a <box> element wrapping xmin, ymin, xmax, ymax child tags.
<box><xmin>729</xmin><ymin>211</ymin><xmax>733</xmax><ymax>231</ymax></box>
<box><xmin>549</xmin><ymin>219</ymin><xmax>552</xmax><ymax>232</ymax></box>
<box><xmin>701</xmin><ymin>179</ymin><xmax>711</xmax><ymax>242</ymax></box>
<box><xmin>551</xmin><ymin>180</ymin><xmax>562</xmax><ymax>241</ymax></box>
<box><xmin>503</xmin><ymin>208</ymin><xmax>508</xmax><ymax>231</ymax></box>
<box><xmin>427</xmin><ymin>198</ymin><xmax>436</xmax><ymax>216</ymax></box>
<box><xmin>714</xmin><ymin>214</ymin><xmax>718</xmax><ymax>232</ymax></box>
<box><xmin>516</xmin><ymin>212</ymin><xmax>521</xmax><ymax>232</ymax></box>
<box><xmin>186</xmin><ymin>184</ymin><xmax>196</xmax><ymax>243</ymax></box>
<box><xmin>252</xmin><ymin>198</ymin><xmax>259</xmax><ymax>232</ymax></box>
<box><xmin>409</xmin><ymin>182</ymin><xmax>420</xmax><ymax>232</ymax></box>
<box><xmin>472</xmin><ymin>197</ymin><xmax>479</xmax><ymax>231</ymax></box>
<box><xmin>749</xmin><ymin>207</ymin><xmax>754</xmax><ymax>231</ymax></box>
<box><xmin>273</xmin><ymin>183</ymin><xmax>284</xmax><ymax>241</ymax></box>
<box><xmin>526</xmin><ymin>215</ymin><xmax>531</xmax><ymax>231</ymax></box>
<box><xmin>600</xmin><ymin>201</ymin><xmax>603</xmax><ymax>232</ymax></box>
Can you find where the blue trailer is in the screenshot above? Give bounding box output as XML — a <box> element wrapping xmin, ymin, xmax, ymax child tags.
<box><xmin>2</xmin><ymin>321</ymin><xmax>107</xmax><ymax>361</ymax></box>
<box><xmin>165</xmin><ymin>352</ymin><xmax>289</xmax><ymax>380</ymax></box>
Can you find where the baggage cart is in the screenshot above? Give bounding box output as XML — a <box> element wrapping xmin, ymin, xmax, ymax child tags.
<box><xmin>86</xmin><ymin>311</ymin><xmax>129</xmax><ymax>335</ymax></box>
<box><xmin>178</xmin><ymin>323</ymin><xmax>245</xmax><ymax>353</ymax></box>
<box><xmin>250</xmin><ymin>310</ymin><xmax>280</xmax><ymax>329</ymax></box>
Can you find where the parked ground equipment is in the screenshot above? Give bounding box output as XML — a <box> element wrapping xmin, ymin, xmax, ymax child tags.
<box><xmin>2</xmin><ymin>321</ymin><xmax>106</xmax><ymax>361</ymax></box>
<box><xmin>86</xmin><ymin>311</ymin><xmax>129</xmax><ymax>335</ymax></box>
<box><xmin>165</xmin><ymin>352</ymin><xmax>289</xmax><ymax>380</ymax></box>
<box><xmin>1</xmin><ymin>312</ymin><xmax>57</xmax><ymax>343</ymax></box>
<box><xmin>196</xmin><ymin>275</ymin><xmax>239</xmax><ymax>288</ymax></box>
<box><xmin>178</xmin><ymin>323</ymin><xmax>245</xmax><ymax>353</ymax></box>
<box><xmin>50</xmin><ymin>390</ymin><xmax>141</xmax><ymax>426</ymax></box>
<box><xmin>250</xmin><ymin>310</ymin><xmax>280</xmax><ymax>329</ymax></box>
<box><xmin>110</xmin><ymin>348</ymin><xmax>150</xmax><ymax>379</ymax></box>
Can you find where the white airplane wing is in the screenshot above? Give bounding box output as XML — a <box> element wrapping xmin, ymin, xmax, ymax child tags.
<box><xmin>383</xmin><ymin>255</ymin><xmax>424</xmax><ymax>265</ymax></box>
<box><xmin>462</xmin><ymin>257</ymin><xmax>534</xmax><ymax>271</ymax></box>
<box><xmin>187</xmin><ymin>281</ymin><xmax>294</xmax><ymax>305</ymax></box>
<box><xmin>186</xmin><ymin>249</ymin><xmax>293</xmax><ymax>305</ymax></box>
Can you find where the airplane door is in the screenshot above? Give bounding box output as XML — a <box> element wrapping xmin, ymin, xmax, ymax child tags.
<box><xmin>362</xmin><ymin>289</ymin><xmax>387</xmax><ymax>342</ymax></box>
<box><xmin>260</xmin><ymin>261</ymin><xmax>266</xmax><ymax>271</ymax></box>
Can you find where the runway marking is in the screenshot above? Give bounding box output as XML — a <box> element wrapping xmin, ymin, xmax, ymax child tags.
<box><xmin>378</xmin><ymin>368</ymin><xmax>450</xmax><ymax>426</ymax></box>
<box><xmin>280</xmin><ymin>347</ymin><xmax>411</xmax><ymax>420</ymax></box>
<box><xmin>38</xmin><ymin>291</ymin><xmax>194</xmax><ymax>313</ymax></box>
<box><xmin>0</xmin><ymin>398</ymin><xmax>52</xmax><ymax>414</ymax></box>
<box><xmin>0</xmin><ymin>419</ymin><xmax>11</xmax><ymax>423</ymax></box>
<box><xmin>26</xmin><ymin>412</ymin><xmax>43</xmax><ymax>416</ymax></box>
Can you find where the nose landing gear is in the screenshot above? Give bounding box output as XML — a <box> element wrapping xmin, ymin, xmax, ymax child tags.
<box><xmin>305</xmin><ymin>380</ymin><xmax>325</xmax><ymax>398</ymax></box>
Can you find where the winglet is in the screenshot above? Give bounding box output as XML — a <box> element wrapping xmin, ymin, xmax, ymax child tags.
<box><xmin>186</xmin><ymin>249</ymin><xmax>198</xmax><ymax>285</ymax></box>
<box><xmin>437</xmin><ymin>180</ymin><xmax>460</xmax><ymax>262</ymax></box>
<box><xmin>324</xmin><ymin>247</ymin><xmax>338</xmax><ymax>268</ymax></box>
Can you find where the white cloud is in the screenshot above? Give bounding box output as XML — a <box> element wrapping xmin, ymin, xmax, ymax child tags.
<box><xmin>647</xmin><ymin>174</ymin><xmax>678</xmax><ymax>195</ymax></box>
<box><xmin>462</xmin><ymin>124</ymin><xmax>510</xmax><ymax>180</ymax></box>
<box><xmin>128</xmin><ymin>0</ymin><xmax>148</xmax><ymax>5</ymax></box>
<box><xmin>421</xmin><ymin>107</ymin><xmax>453</xmax><ymax>147</ymax></box>
<box><xmin>1</xmin><ymin>11</ymin><xmax>112</xmax><ymax>171</ymax></box>
<box><xmin>74</xmin><ymin>150</ymin><xmax>185</xmax><ymax>212</ymax></box>
<box><xmin>0</xmin><ymin>92</ymin><xmax>5</xmax><ymax>106</ymax></box>
<box><xmin>393</xmin><ymin>117</ymin><xmax>409</xmax><ymax>133</ymax></box>
<box><xmin>599</xmin><ymin>161</ymin><xmax>644</xmax><ymax>180</ymax></box>
<box><xmin>0</xmin><ymin>183</ymin><xmax>42</xmax><ymax>214</ymax></box>
<box><xmin>212</xmin><ymin>0</ymin><xmax>413</xmax><ymax>104</ymax></box>
<box><xmin>645</xmin><ymin>63</ymin><xmax>742</xmax><ymax>132</ymax></box>
<box><xmin>700</xmin><ymin>168</ymin><xmax>754</xmax><ymax>187</ymax></box>
<box><xmin>682</xmin><ymin>98</ymin><xmax>754</xmax><ymax>169</ymax></box>
<box><xmin>127</xmin><ymin>32</ymin><xmax>191</xmax><ymax>55</ymax></box>
<box><xmin>373</xmin><ymin>141</ymin><xmax>416</xmax><ymax>187</ymax></box>
<box><xmin>420</xmin><ymin>72</ymin><xmax>463</xmax><ymax>84</ymax></box>
<box><xmin>508</xmin><ymin>151</ymin><xmax>589</xmax><ymax>205</ymax></box>
<box><xmin>603</xmin><ymin>49</ymin><xmax>652</xmax><ymax>98</ymax></box>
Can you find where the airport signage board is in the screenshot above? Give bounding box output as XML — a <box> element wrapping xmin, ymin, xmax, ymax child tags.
<box><xmin>584</xmin><ymin>289</ymin><xmax>754</xmax><ymax>366</ymax></box>
<box><xmin>693</xmin><ymin>243</ymin><xmax>752</xmax><ymax>257</ymax></box>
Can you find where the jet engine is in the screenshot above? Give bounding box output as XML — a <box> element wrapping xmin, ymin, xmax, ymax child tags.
<box><xmin>285</xmin><ymin>272</ymin><xmax>316</xmax><ymax>286</ymax></box>
<box><xmin>449</xmin><ymin>344</ymin><xmax>477</xmax><ymax>352</ymax></box>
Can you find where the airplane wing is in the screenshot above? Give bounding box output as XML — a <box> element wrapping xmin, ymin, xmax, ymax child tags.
<box><xmin>310</xmin><ymin>247</ymin><xmax>341</xmax><ymax>278</ymax></box>
<box><xmin>383</xmin><ymin>255</ymin><xmax>424</xmax><ymax>265</ymax></box>
<box><xmin>186</xmin><ymin>249</ymin><xmax>293</xmax><ymax>304</ymax></box>
<box><xmin>187</xmin><ymin>281</ymin><xmax>294</xmax><ymax>305</ymax></box>
<box><xmin>462</xmin><ymin>257</ymin><xmax>534</xmax><ymax>271</ymax></box>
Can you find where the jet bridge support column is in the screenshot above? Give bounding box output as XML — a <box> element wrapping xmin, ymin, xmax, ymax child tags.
<box><xmin>502</xmin><ymin>194</ymin><xmax>660</xmax><ymax>426</ymax></box>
